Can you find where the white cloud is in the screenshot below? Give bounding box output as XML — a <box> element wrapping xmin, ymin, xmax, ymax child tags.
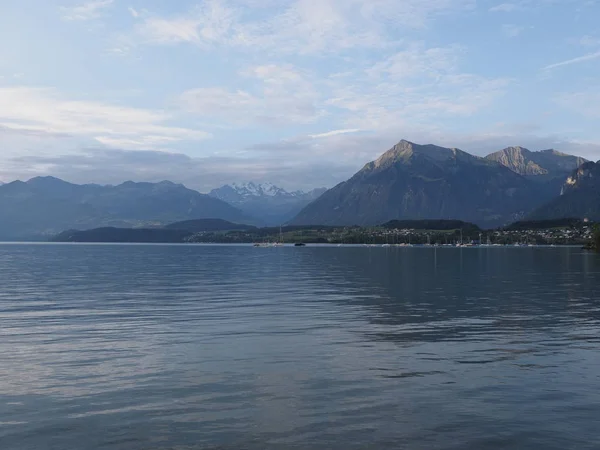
<box><xmin>179</xmin><ymin>64</ymin><xmax>323</xmax><ymax>126</ymax></box>
<box><xmin>5</xmin><ymin>128</ymin><xmax>600</xmax><ymax>191</ymax></box>
<box><xmin>578</xmin><ymin>35</ymin><xmax>600</xmax><ymax>47</ymax></box>
<box><xmin>543</xmin><ymin>50</ymin><xmax>600</xmax><ymax>70</ymax></box>
<box><xmin>135</xmin><ymin>0</ymin><xmax>239</xmax><ymax>47</ymax></box>
<box><xmin>325</xmin><ymin>45</ymin><xmax>511</xmax><ymax>130</ymax></box>
<box><xmin>0</xmin><ymin>87</ymin><xmax>211</xmax><ymax>150</ymax></box>
<box><xmin>489</xmin><ymin>3</ymin><xmax>520</xmax><ymax>12</ymax></box>
<box><xmin>308</xmin><ymin>129</ymin><xmax>361</xmax><ymax>139</ymax></box>
<box><xmin>138</xmin><ymin>16</ymin><xmax>204</xmax><ymax>44</ymax></box>
<box><xmin>366</xmin><ymin>44</ymin><xmax>461</xmax><ymax>79</ymax></box>
<box><xmin>128</xmin><ymin>7</ymin><xmax>139</xmax><ymax>18</ymax></box>
<box><xmin>61</xmin><ymin>0</ymin><xmax>114</xmax><ymax>21</ymax></box>
<box><xmin>177</xmin><ymin>41</ymin><xmax>509</xmax><ymax>131</ymax></box>
<box><xmin>502</xmin><ymin>24</ymin><xmax>525</xmax><ymax>38</ymax></box>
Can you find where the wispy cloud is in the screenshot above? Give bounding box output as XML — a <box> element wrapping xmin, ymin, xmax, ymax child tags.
<box><xmin>6</xmin><ymin>0</ymin><xmax>600</xmax><ymax>188</ymax></box>
<box><xmin>179</xmin><ymin>64</ymin><xmax>323</xmax><ymax>126</ymax></box>
<box><xmin>0</xmin><ymin>87</ymin><xmax>210</xmax><ymax>150</ymax></box>
<box><xmin>131</xmin><ymin>0</ymin><xmax>475</xmax><ymax>54</ymax></box>
<box><xmin>502</xmin><ymin>24</ymin><xmax>525</xmax><ymax>37</ymax></box>
<box><xmin>490</xmin><ymin>3</ymin><xmax>521</xmax><ymax>12</ymax></box>
<box><xmin>61</xmin><ymin>0</ymin><xmax>114</xmax><ymax>21</ymax></box>
<box><xmin>578</xmin><ymin>35</ymin><xmax>600</xmax><ymax>47</ymax></box>
<box><xmin>543</xmin><ymin>50</ymin><xmax>600</xmax><ymax>70</ymax></box>
<box><xmin>325</xmin><ymin>44</ymin><xmax>511</xmax><ymax>131</ymax></box>
<box><xmin>135</xmin><ymin>0</ymin><xmax>239</xmax><ymax>47</ymax></box>
<box><xmin>309</xmin><ymin>129</ymin><xmax>361</xmax><ymax>139</ymax></box>
<box><xmin>555</xmin><ymin>89</ymin><xmax>600</xmax><ymax>118</ymax></box>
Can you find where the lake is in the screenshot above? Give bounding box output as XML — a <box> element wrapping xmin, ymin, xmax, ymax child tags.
<box><xmin>1</xmin><ymin>244</ymin><xmax>600</xmax><ymax>449</ymax></box>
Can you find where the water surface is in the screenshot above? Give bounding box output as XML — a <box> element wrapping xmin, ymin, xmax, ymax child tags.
<box><xmin>1</xmin><ymin>244</ymin><xmax>600</xmax><ymax>449</ymax></box>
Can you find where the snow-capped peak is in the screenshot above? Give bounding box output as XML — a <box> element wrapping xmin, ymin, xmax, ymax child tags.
<box><xmin>226</xmin><ymin>182</ymin><xmax>295</xmax><ymax>198</ymax></box>
<box><xmin>208</xmin><ymin>182</ymin><xmax>327</xmax><ymax>209</ymax></box>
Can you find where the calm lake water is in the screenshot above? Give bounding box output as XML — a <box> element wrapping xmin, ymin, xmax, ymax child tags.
<box><xmin>1</xmin><ymin>244</ymin><xmax>600</xmax><ymax>449</ymax></box>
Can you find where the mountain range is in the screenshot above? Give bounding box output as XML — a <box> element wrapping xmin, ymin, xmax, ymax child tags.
<box><xmin>0</xmin><ymin>140</ymin><xmax>596</xmax><ymax>240</ymax></box>
<box><xmin>209</xmin><ymin>182</ymin><xmax>326</xmax><ymax>226</ymax></box>
<box><xmin>0</xmin><ymin>177</ymin><xmax>253</xmax><ymax>240</ymax></box>
<box><xmin>292</xmin><ymin>140</ymin><xmax>588</xmax><ymax>228</ymax></box>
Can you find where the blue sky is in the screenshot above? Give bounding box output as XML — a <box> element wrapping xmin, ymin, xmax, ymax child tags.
<box><xmin>0</xmin><ymin>0</ymin><xmax>599</xmax><ymax>191</ymax></box>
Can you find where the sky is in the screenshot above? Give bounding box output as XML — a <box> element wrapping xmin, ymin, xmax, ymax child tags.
<box><xmin>0</xmin><ymin>0</ymin><xmax>599</xmax><ymax>192</ymax></box>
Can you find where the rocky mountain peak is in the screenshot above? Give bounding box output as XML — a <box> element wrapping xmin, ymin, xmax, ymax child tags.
<box><xmin>373</xmin><ymin>140</ymin><xmax>463</xmax><ymax>170</ymax></box>
<box><xmin>486</xmin><ymin>146</ymin><xmax>586</xmax><ymax>178</ymax></box>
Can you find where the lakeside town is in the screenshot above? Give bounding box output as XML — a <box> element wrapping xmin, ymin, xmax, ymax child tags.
<box><xmin>183</xmin><ymin>219</ymin><xmax>598</xmax><ymax>248</ymax></box>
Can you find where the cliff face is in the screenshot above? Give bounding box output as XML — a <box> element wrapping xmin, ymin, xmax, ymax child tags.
<box><xmin>531</xmin><ymin>161</ymin><xmax>600</xmax><ymax>221</ymax></box>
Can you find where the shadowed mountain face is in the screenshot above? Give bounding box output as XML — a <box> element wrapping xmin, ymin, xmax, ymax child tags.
<box><xmin>291</xmin><ymin>140</ymin><xmax>549</xmax><ymax>228</ymax></box>
<box><xmin>0</xmin><ymin>177</ymin><xmax>253</xmax><ymax>240</ymax></box>
<box><xmin>209</xmin><ymin>182</ymin><xmax>326</xmax><ymax>226</ymax></box>
<box><xmin>530</xmin><ymin>161</ymin><xmax>600</xmax><ymax>221</ymax></box>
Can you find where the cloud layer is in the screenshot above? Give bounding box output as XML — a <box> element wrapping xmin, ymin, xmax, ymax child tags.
<box><xmin>0</xmin><ymin>0</ymin><xmax>599</xmax><ymax>189</ymax></box>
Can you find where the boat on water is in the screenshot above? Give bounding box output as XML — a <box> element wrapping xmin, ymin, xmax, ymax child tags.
<box><xmin>294</xmin><ymin>242</ymin><xmax>306</xmax><ymax>247</ymax></box>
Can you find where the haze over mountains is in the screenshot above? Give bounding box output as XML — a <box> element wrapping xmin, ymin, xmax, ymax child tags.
<box><xmin>292</xmin><ymin>140</ymin><xmax>589</xmax><ymax>228</ymax></box>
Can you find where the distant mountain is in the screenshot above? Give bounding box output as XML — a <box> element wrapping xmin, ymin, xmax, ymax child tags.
<box><xmin>0</xmin><ymin>177</ymin><xmax>253</xmax><ymax>240</ymax></box>
<box><xmin>291</xmin><ymin>140</ymin><xmax>548</xmax><ymax>228</ymax></box>
<box><xmin>209</xmin><ymin>182</ymin><xmax>326</xmax><ymax>226</ymax></box>
<box><xmin>530</xmin><ymin>161</ymin><xmax>600</xmax><ymax>221</ymax></box>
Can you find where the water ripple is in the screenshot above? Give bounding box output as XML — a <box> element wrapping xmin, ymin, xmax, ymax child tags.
<box><xmin>1</xmin><ymin>244</ymin><xmax>600</xmax><ymax>449</ymax></box>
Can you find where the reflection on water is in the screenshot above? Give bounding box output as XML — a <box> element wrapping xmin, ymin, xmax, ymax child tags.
<box><xmin>1</xmin><ymin>244</ymin><xmax>600</xmax><ymax>449</ymax></box>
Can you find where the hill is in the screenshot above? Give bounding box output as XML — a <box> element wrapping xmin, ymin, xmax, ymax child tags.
<box><xmin>52</xmin><ymin>228</ymin><xmax>193</xmax><ymax>243</ymax></box>
<box><xmin>503</xmin><ymin>218</ymin><xmax>586</xmax><ymax>231</ymax></box>
<box><xmin>164</xmin><ymin>219</ymin><xmax>257</xmax><ymax>232</ymax></box>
